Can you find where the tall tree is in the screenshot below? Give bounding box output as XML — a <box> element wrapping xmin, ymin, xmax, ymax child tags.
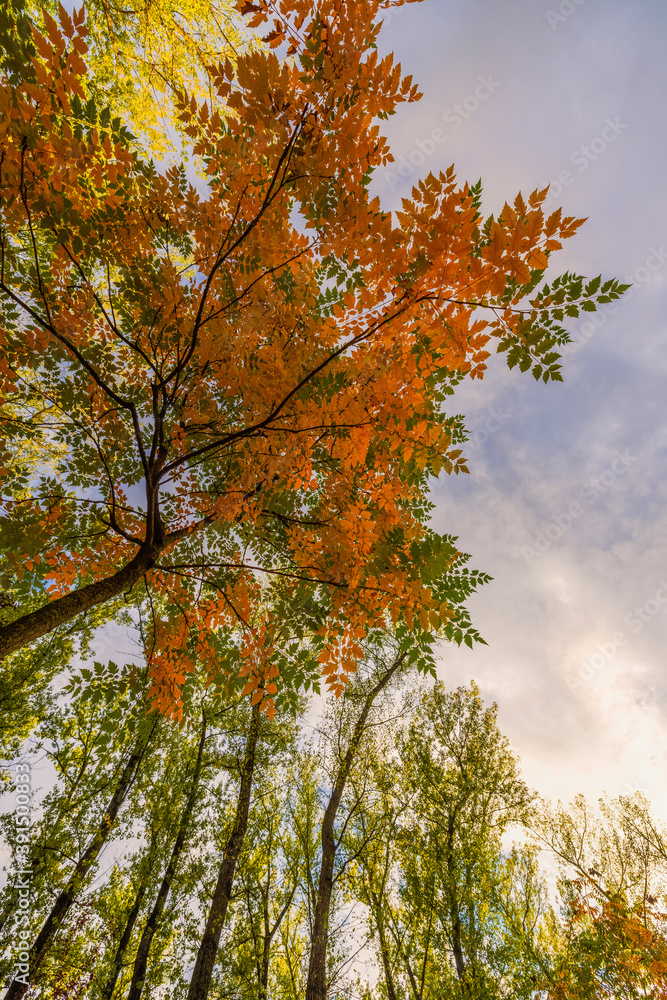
<box><xmin>272</xmin><ymin>747</ymin><xmax>322</xmax><ymax>1000</ymax></box>
<box><xmin>0</xmin><ymin>653</ymin><xmax>255</xmax><ymax>999</ymax></box>
<box><xmin>97</xmin><ymin>863</ymin><xmax>152</xmax><ymax>1000</ymax></box>
<box><xmin>125</xmin><ymin>709</ymin><xmax>208</xmax><ymax>1000</ymax></box>
<box><xmin>352</xmin><ymin>681</ymin><xmax>549</xmax><ymax>1000</ymax></box>
<box><xmin>0</xmin><ymin>0</ymin><xmax>626</xmax><ymax>711</ymax></box>
<box><xmin>536</xmin><ymin>793</ymin><xmax>667</xmax><ymax>999</ymax></box>
<box><xmin>187</xmin><ymin>704</ymin><xmax>261</xmax><ymax>1000</ymax></box>
<box><xmin>202</xmin><ymin>716</ymin><xmax>303</xmax><ymax>1000</ymax></box>
<box><xmin>4</xmin><ymin>652</ymin><xmax>666</xmax><ymax>999</ymax></box>
<box><xmin>1</xmin><ymin>661</ymin><xmax>161</xmax><ymax>999</ymax></box>
<box><xmin>4</xmin><ymin>728</ymin><xmax>157</xmax><ymax>1000</ymax></box>
<box><xmin>305</xmin><ymin>636</ymin><xmax>413</xmax><ymax>1000</ymax></box>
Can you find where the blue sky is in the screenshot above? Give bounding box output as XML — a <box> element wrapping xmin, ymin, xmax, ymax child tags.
<box><xmin>369</xmin><ymin>0</ymin><xmax>667</xmax><ymax>814</ymax></box>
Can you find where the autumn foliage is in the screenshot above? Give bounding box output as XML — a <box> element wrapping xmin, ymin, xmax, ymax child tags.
<box><xmin>0</xmin><ymin>0</ymin><xmax>625</xmax><ymax>715</ymax></box>
<box><xmin>550</xmin><ymin>876</ymin><xmax>667</xmax><ymax>999</ymax></box>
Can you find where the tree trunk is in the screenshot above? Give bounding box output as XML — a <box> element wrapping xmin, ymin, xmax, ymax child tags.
<box><xmin>126</xmin><ymin>713</ymin><xmax>207</xmax><ymax>1000</ymax></box>
<box><xmin>373</xmin><ymin>903</ymin><xmax>398</xmax><ymax>1000</ymax></box>
<box><xmin>305</xmin><ymin>653</ymin><xmax>406</xmax><ymax>1000</ymax></box>
<box><xmin>362</xmin><ymin>830</ymin><xmax>398</xmax><ymax>1000</ymax></box>
<box><xmin>98</xmin><ymin>877</ymin><xmax>150</xmax><ymax>1000</ymax></box>
<box><xmin>259</xmin><ymin>895</ymin><xmax>270</xmax><ymax>1000</ymax></box>
<box><xmin>0</xmin><ymin>543</ymin><xmax>158</xmax><ymax>661</ymax></box>
<box><xmin>0</xmin><ymin>745</ymin><xmax>105</xmax><ymax>933</ymax></box>
<box><xmin>186</xmin><ymin>706</ymin><xmax>260</xmax><ymax>1000</ymax></box>
<box><xmin>4</xmin><ymin>729</ymin><xmax>154</xmax><ymax>1000</ymax></box>
<box><xmin>258</xmin><ymin>885</ymin><xmax>295</xmax><ymax>1000</ymax></box>
<box><xmin>446</xmin><ymin>815</ymin><xmax>467</xmax><ymax>990</ymax></box>
<box><xmin>386</xmin><ymin>917</ymin><xmax>422</xmax><ymax>1000</ymax></box>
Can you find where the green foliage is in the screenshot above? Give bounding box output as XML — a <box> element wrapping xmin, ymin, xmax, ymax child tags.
<box><xmin>2</xmin><ymin>656</ymin><xmax>666</xmax><ymax>998</ymax></box>
<box><xmin>496</xmin><ymin>271</ymin><xmax>629</xmax><ymax>383</ymax></box>
<box><xmin>348</xmin><ymin>681</ymin><xmax>554</xmax><ymax>999</ymax></box>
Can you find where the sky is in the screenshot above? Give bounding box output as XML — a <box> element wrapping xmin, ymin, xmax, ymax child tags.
<box><xmin>368</xmin><ymin>0</ymin><xmax>667</xmax><ymax>816</ymax></box>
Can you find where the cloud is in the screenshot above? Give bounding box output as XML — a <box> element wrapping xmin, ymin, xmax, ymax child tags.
<box><xmin>366</xmin><ymin>0</ymin><xmax>667</xmax><ymax>821</ymax></box>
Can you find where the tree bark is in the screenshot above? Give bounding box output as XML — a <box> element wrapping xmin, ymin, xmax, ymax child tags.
<box><xmin>374</xmin><ymin>902</ymin><xmax>399</xmax><ymax>1000</ymax></box>
<box><xmin>0</xmin><ymin>543</ymin><xmax>159</xmax><ymax>661</ymax></box>
<box><xmin>259</xmin><ymin>894</ymin><xmax>271</xmax><ymax>1000</ymax></box>
<box><xmin>446</xmin><ymin>813</ymin><xmax>468</xmax><ymax>990</ymax></box>
<box><xmin>5</xmin><ymin>728</ymin><xmax>154</xmax><ymax>1000</ymax></box>
<box><xmin>126</xmin><ymin>713</ymin><xmax>207</xmax><ymax>1000</ymax></box>
<box><xmin>98</xmin><ymin>876</ymin><xmax>150</xmax><ymax>1000</ymax></box>
<box><xmin>186</xmin><ymin>706</ymin><xmax>260</xmax><ymax>1000</ymax></box>
<box><xmin>258</xmin><ymin>886</ymin><xmax>295</xmax><ymax>1000</ymax></box>
<box><xmin>305</xmin><ymin>652</ymin><xmax>405</xmax><ymax>1000</ymax></box>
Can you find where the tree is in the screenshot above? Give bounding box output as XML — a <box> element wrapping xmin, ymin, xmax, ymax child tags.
<box><xmin>4</xmin><ymin>0</ymin><xmax>249</xmax><ymax>156</ymax></box>
<box><xmin>305</xmin><ymin>633</ymin><xmax>415</xmax><ymax>1000</ymax></box>
<box><xmin>271</xmin><ymin>742</ymin><xmax>322</xmax><ymax>1000</ymax></box>
<box><xmin>0</xmin><ymin>650</ymin><xmax>273</xmax><ymax>999</ymax></box>
<box><xmin>352</xmin><ymin>681</ymin><xmax>551</xmax><ymax>1000</ymax></box>
<box><xmin>536</xmin><ymin>794</ymin><xmax>667</xmax><ymax>999</ymax></box>
<box><xmin>186</xmin><ymin>704</ymin><xmax>261</xmax><ymax>1000</ymax></box>
<box><xmin>5</xmin><ymin>646</ymin><xmax>667</xmax><ymax>999</ymax></box>
<box><xmin>549</xmin><ymin>879</ymin><xmax>667</xmax><ymax>1000</ymax></box>
<box><xmin>124</xmin><ymin>710</ymin><xmax>208</xmax><ymax>1000</ymax></box>
<box><xmin>201</xmin><ymin>716</ymin><xmax>303</xmax><ymax>1000</ymax></box>
<box><xmin>0</xmin><ymin>0</ymin><xmax>626</xmax><ymax>712</ymax></box>
<box><xmin>1</xmin><ymin>661</ymin><xmax>162</xmax><ymax>999</ymax></box>
<box><xmin>97</xmin><ymin>863</ymin><xmax>152</xmax><ymax>1000</ymax></box>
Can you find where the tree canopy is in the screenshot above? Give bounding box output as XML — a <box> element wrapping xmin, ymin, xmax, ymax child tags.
<box><xmin>3</xmin><ymin>659</ymin><xmax>666</xmax><ymax>999</ymax></box>
<box><xmin>0</xmin><ymin>0</ymin><xmax>626</xmax><ymax>715</ymax></box>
